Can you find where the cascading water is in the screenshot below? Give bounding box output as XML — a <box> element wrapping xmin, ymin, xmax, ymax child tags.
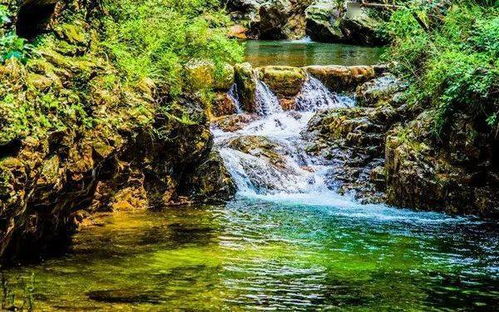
<box><xmin>255</xmin><ymin>80</ymin><xmax>282</xmax><ymax>115</ymax></box>
<box><xmin>296</xmin><ymin>75</ymin><xmax>354</xmax><ymax>111</ymax></box>
<box><xmin>214</xmin><ymin>76</ymin><xmax>353</xmax><ymax>199</ymax></box>
<box><xmin>227</xmin><ymin>83</ymin><xmax>243</xmax><ymax>113</ymax></box>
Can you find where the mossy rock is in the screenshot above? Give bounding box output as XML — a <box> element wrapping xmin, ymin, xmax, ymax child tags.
<box><xmin>234</xmin><ymin>62</ymin><xmax>258</xmax><ymax>112</ymax></box>
<box><xmin>258</xmin><ymin>66</ymin><xmax>306</xmax><ymax>98</ymax></box>
<box><xmin>185</xmin><ymin>60</ymin><xmax>234</xmax><ymax>92</ymax></box>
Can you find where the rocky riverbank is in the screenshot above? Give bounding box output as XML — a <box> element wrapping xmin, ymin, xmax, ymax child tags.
<box><xmin>307</xmin><ymin>74</ymin><xmax>499</xmax><ymax>217</ymax></box>
<box><xmin>0</xmin><ymin>0</ymin><xmax>235</xmax><ymax>262</ymax></box>
<box><xmin>226</xmin><ymin>0</ymin><xmax>387</xmax><ymax>45</ymax></box>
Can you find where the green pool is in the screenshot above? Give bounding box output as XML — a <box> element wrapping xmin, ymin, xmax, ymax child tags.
<box><xmin>244</xmin><ymin>39</ymin><xmax>385</xmax><ymax>67</ymax></box>
<box><xmin>3</xmin><ymin>196</ymin><xmax>498</xmax><ymax>311</ymax></box>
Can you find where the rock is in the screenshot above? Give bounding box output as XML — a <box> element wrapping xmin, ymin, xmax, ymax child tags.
<box><xmin>212</xmin><ymin>113</ymin><xmax>260</xmax><ymax>132</ymax></box>
<box><xmin>305</xmin><ymin>0</ymin><xmax>344</xmax><ymax>42</ymax></box>
<box><xmin>185</xmin><ymin>60</ymin><xmax>234</xmax><ymax>92</ymax></box>
<box><xmin>339</xmin><ymin>3</ymin><xmax>386</xmax><ymax>45</ymax></box>
<box><xmin>228</xmin><ymin>135</ymin><xmax>287</xmax><ymax>168</ymax></box>
<box><xmin>384</xmin><ymin>111</ymin><xmax>499</xmax><ymax>217</ymax></box>
<box><xmin>355</xmin><ymin>74</ymin><xmax>407</xmax><ymax>107</ymax></box>
<box><xmin>237</xmin><ymin>0</ymin><xmax>312</xmax><ymax>40</ymax></box>
<box><xmin>228</xmin><ymin>24</ymin><xmax>250</xmax><ymax>39</ymax></box>
<box><xmin>234</xmin><ymin>62</ymin><xmax>258</xmax><ymax>112</ymax></box>
<box><xmin>211</xmin><ymin>93</ymin><xmax>238</xmax><ymax>117</ymax></box>
<box><xmin>304</xmin><ymin>65</ymin><xmax>377</xmax><ymax>91</ymax></box>
<box><xmin>258</xmin><ymin>66</ymin><xmax>307</xmax><ymax>98</ymax></box>
<box><xmin>256</xmin><ymin>0</ymin><xmax>292</xmax><ymax>39</ymax></box>
<box><xmin>307</xmin><ymin>100</ymin><xmax>399</xmax><ymax>203</ymax></box>
<box><xmin>183</xmin><ymin>151</ymin><xmax>236</xmax><ymax>202</ymax></box>
<box><xmin>305</xmin><ymin>1</ymin><xmax>386</xmax><ymax>45</ymax></box>
<box><xmin>87</xmin><ymin>289</ymin><xmax>163</xmax><ymax>304</ymax></box>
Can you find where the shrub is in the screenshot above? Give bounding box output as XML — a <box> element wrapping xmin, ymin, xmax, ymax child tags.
<box><xmin>0</xmin><ymin>5</ymin><xmax>33</xmax><ymax>63</ymax></box>
<box><xmin>101</xmin><ymin>0</ymin><xmax>243</xmax><ymax>96</ymax></box>
<box><xmin>383</xmin><ymin>1</ymin><xmax>499</xmax><ymax>136</ymax></box>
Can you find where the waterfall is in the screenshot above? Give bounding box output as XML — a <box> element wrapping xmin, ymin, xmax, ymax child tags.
<box><xmin>214</xmin><ymin>76</ymin><xmax>355</xmax><ymax>198</ymax></box>
<box><xmin>228</xmin><ymin>83</ymin><xmax>243</xmax><ymax>114</ymax></box>
<box><xmin>255</xmin><ymin>80</ymin><xmax>282</xmax><ymax>116</ymax></box>
<box><xmin>296</xmin><ymin>76</ymin><xmax>353</xmax><ymax>111</ymax></box>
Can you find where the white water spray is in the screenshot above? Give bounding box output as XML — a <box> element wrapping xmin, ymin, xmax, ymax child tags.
<box><xmin>214</xmin><ymin>76</ymin><xmax>355</xmax><ymax>199</ymax></box>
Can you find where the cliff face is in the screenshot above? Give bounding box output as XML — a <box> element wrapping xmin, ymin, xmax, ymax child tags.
<box><xmin>0</xmin><ymin>0</ymin><xmax>234</xmax><ymax>263</ymax></box>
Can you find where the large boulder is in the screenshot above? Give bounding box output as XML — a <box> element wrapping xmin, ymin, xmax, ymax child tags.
<box><xmin>305</xmin><ymin>1</ymin><xmax>386</xmax><ymax>45</ymax></box>
<box><xmin>185</xmin><ymin>60</ymin><xmax>234</xmax><ymax>92</ymax></box>
<box><xmin>258</xmin><ymin>66</ymin><xmax>306</xmax><ymax>97</ymax></box>
<box><xmin>238</xmin><ymin>0</ymin><xmax>312</xmax><ymax>40</ymax></box>
<box><xmin>305</xmin><ymin>0</ymin><xmax>344</xmax><ymax>42</ymax></box>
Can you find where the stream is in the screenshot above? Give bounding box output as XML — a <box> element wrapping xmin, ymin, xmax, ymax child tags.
<box><xmin>2</xmin><ymin>41</ymin><xmax>498</xmax><ymax>311</ymax></box>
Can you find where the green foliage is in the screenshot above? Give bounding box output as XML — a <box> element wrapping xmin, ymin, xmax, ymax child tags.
<box><xmin>0</xmin><ymin>0</ymin><xmax>242</xmax><ymax>144</ymax></box>
<box><xmin>0</xmin><ymin>5</ymin><xmax>33</xmax><ymax>63</ymax></box>
<box><xmin>101</xmin><ymin>0</ymin><xmax>243</xmax><ymax>95</ymax></box>
<box><xmin>383</xmin><ymin>1</ymin><xmax>499</xmax><ymax>136</ymax></box>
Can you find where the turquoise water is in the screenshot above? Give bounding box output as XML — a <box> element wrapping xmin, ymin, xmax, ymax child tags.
<box><xmin>2</xmin><ymin>195</ymin><xmax>498</xmax><ymax>311</ymax></box>
<box><xmin>244</xmin><ymin>39</ymin><xmax>385</xmax><ymax>67</ymax></box>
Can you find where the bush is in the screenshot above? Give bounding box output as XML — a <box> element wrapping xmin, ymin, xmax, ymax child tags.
<box><xmin>382</xmin><ymin>1</ymin><xmax>499</xmax><ymax>136</ymax></box>
<box><xmin>101</xmin><ymin>0</ymin><xmax>243</xmax><ymax>96</ymax></box>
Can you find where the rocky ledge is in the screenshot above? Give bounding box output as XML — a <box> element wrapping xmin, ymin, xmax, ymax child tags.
<box><xmin>205</xmin><ymin>62</ymin><xmax>386</xmax><ymax>116</ymax></box>
<box><xmin>307</xmin><ymin>73</ymin><xmax>499</xmax><ymax>217</ymax></box>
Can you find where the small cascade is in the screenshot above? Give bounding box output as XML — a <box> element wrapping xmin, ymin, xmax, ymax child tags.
<box><xmin>214</xmin><ymin>76</ymin><xmax>358</xmax><ymax>197</ymax></box>
<box><xmin>228</xmin><ymin>83</ymin><xmax>243</xmax><ymax>113</ymax></box>
<box><xmin>296</xmin><ymin>76</ymin><xmax>353</xmax><ymax>111</ymax></box>
<box><xmin>255</xmin><ymin>80</ymin><xmax>282</xmax><ymax>116</ymax></box>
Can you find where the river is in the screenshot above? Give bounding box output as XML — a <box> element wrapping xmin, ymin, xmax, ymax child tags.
<box><xmin>2</xmin><ymin>41</ymin><xmax>498</xmax><ymax>311</ymax></box>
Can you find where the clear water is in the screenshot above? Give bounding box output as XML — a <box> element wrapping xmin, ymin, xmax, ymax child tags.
<box><xmin>3</xmin><ymin>198</ymin><xmax>498</xmax><ymax>311</ymax></box>
<box><xmin>245</xmin><ymin>40</ymin><xmax>385</xmax><ymax>67</ymax></box>
<box><xmin>2</xmin><ymin>41</ymin><xmax>497</xmax><ymax>312</ymax></box>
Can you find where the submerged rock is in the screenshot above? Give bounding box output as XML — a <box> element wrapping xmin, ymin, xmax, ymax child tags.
<box><xmin>87</xmin><ymin>289</ymin><xmax>163</xmax><ymax>304</ymax></box>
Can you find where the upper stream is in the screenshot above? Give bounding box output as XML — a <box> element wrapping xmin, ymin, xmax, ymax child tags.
<box><xmin>245</xmin><ymin>39</ymin><xmax>385</xmax><ymax>67</ymax></box>
<box><xmin>2</xmin><ymin>42</ymin><xmax>498</xmax><ymax>311</ymax></box>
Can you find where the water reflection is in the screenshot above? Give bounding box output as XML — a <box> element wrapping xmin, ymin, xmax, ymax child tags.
<box><xmin>2</xmin><ymin>198</ymin><xmax>498</xmax><ymax>311</ymax></box>
<box><xmin>245</xmin><ymin>40</ymin><xmax>385</xmax><ymax>67</ymax></box>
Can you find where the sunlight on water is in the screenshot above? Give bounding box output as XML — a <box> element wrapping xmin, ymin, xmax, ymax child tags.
<box><xmin>3</xmin><ymin>200</ymin><xmax>498</xmax><ymax>311</ymax></box>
